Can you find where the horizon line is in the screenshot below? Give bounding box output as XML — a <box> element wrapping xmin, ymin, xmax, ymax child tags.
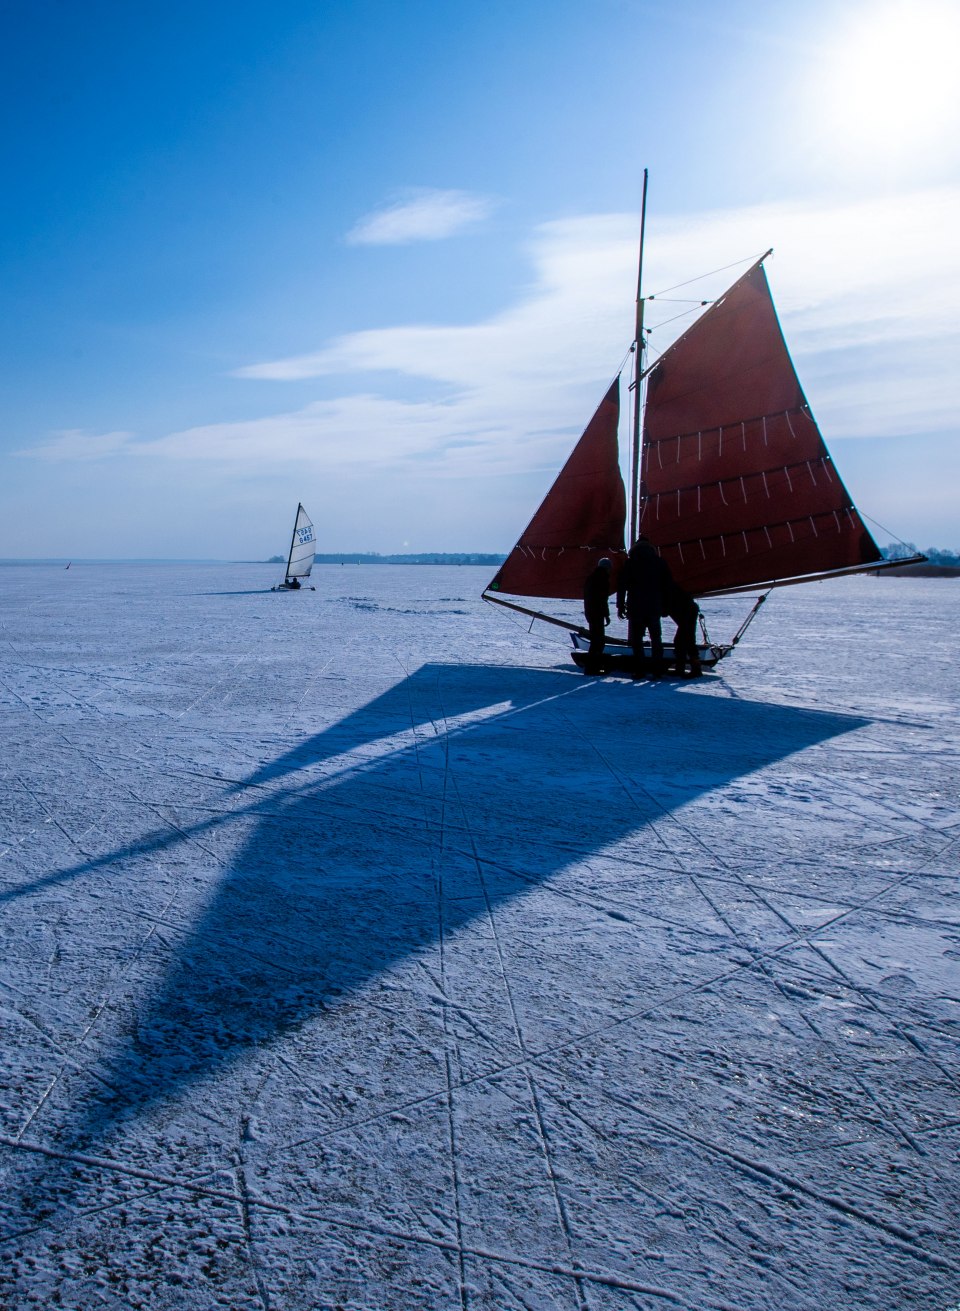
<box><xmin>0</xmin><ymin>554</ymin><xmax>510</xmax><ymax>566</ymax></box>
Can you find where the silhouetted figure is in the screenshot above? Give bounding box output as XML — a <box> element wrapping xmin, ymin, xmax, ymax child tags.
<box><xmin>287</xmin><ymin>577</ymin><xmax>301</xmax><ymax>590</ymax></box>
<box><xmin>665</xmin><ymin>580</ymin><xmax>702</xmax><ymax>677</ymax></box>
<box><xmin>617</xmin><ymin>537</ymin><xmax>672</xmax><ymax>677</ymax></box>
<box><xmin>583</xmin><ymin>557</ymin><xmax>613</xmax><ymax>675</ymax></box>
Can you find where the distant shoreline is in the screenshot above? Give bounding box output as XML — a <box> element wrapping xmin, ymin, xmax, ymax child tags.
<box><xmin>0</xmin><ymin>555</ymin><xmax>508</xmax><ymax>567</ymax></box>
<box><xmin>2</xmin><ymin>555</ymin><xmax>956</xmax><ymax>576</ymax></box>
<box><xmin>266</xmin><ymin>553</ymin><xmax>507</xmax><ymax>566</ymax></box>
<box><xmin>874</xmin><ymin>562</ymin><xmax>960</xmax><ymax>578</ymax></box>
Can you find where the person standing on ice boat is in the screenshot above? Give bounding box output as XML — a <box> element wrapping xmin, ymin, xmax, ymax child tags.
<box><xmin>664</xmin><ymin>579</ymin><xmax>702</xmax><ymax>678</ymax></box>
<box><xmin>617</xmin><ymin>537</ymin><xmax>672</xmax><ymax>678</ymax></box>
<box><xmin>583</xmin><ymin>557</ymin><xmax>613</xmax><ymax>675</ymax></box>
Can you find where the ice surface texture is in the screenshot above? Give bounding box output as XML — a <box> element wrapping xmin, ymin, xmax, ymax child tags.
<box><xmin>0</xmin><ymin>563</ymin><xmax>958</xmax><ymax>1309</ymax></box>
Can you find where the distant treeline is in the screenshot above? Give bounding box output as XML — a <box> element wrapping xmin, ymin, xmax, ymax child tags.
<box><xmin>880</xmin><ymin>545</ymin><xmax>960</xmax><ymax>577</ymax></box>
<box><xmin>264</xmin><ymin>545</ymin><xmax>960</xmax><ymax>573</ymax></box>
<box><xmin>266</xmin><ymin>552</ymin><xmax>507</xmax><ymax>566</ymax></box>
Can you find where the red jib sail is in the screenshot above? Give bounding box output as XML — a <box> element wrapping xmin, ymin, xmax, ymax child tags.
<box><xmin>640</xmin><ymin>261</ymin><xmax>882</xmax><ymax>595</ymax></box>
<box><xmin>486</xmin><ymin>379</ymin><xmax>625</xmax><ymax>601</ymax></box>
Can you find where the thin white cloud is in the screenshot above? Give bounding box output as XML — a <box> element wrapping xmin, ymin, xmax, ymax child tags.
<box><xmin>644</xmin><ymin>189</ymin><xmax>960</xmax><ymax>356</ymax></box>
<box><xmin>345</xmin><ymin>188</ymin><xmax>495</xmax><ymax>246</ymax></box>
<box><xmin>16</xmin><ymin>429</ymin><xmax>135</xmax><ymax>462</ymax></box>
<box><xmin>234</xmin><ymin>186</ymin><xmax>960</xmax><ymax>441</ymax></box>
<box><xmin>19</xmin><ymin>189</ymin><xmax>960</xmax><ymax>485</ymax></box>
<box><xmin>640</xmin><ymin>187</ymin><xmax>960</xmax><ymax>438</ymax></box>
<box><xmin>236</xmin><ymin>213</ymin><xmax>634</xmax><ymax>384</ymax></box>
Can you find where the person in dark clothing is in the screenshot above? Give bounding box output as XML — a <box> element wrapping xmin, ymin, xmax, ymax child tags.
<box><xmin>582</xmin><ymin>557</ymin><xmax>613</xmax><ymax>675</ymax></box>
<box><xmin>287</xmin><ymin>577</ymin><xmax>301</xmax><ymax>589</ymax></box>
<box><xmin>616</xmin><ymin>537</ymin><xmax>672</xmax><ymax>677</ymax></box>
<box><xmin>664</xmin><ymin>579</ymin><xmax>702</xmax><ymax>677</ymax></box>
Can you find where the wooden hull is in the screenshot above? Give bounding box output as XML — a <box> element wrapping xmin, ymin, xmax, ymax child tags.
<box><xmin>569</xmin><ymin>632</ymin><xmax>726</xmax><ymax>674</ymax></box>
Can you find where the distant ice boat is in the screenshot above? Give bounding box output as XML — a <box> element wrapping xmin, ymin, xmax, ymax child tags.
<box><xmin>483</xmin><ymin>171</ymin><xmax>924</xmax><ymax>671</ymax></box>
<box><xmin>272</xmin><ymin>503</ymin><xmax>317</xmax><ymax>592</ymax></box>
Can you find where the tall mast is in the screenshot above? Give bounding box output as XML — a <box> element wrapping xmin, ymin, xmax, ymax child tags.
<box><xmin>629</xmin><ymin>168</ymin><xmax>648</xmax><ymax>547</ymax></box>
<box><xmin>285</xmin><ymin>503</ymin><xmax>302</xmax><ymax>579</ymax></box>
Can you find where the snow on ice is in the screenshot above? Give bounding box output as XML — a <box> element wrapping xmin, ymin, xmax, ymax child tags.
<box><xmin>0</xmin><ymin>562</ymin><xmax>958</xmax><ymax>1310</ymax></box>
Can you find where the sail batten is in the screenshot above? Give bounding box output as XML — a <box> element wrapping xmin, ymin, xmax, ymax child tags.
<box><xmin>640</xmin><ymin>262</ymin><xmax>881</xmax><ymax>593</ymax></box>
<box><xmin>485</xmin><ymin>220</ymin><xmax>907</xmax><ymax>662</ymax></box>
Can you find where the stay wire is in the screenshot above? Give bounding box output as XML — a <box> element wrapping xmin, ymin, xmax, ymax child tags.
<box><xmin>861</xmin><ymin>511</ymin><xmax>919</xmax><ymax>553</ymax></box>
<box><xmin>647</xmin><ymin>250</ymin><xmax>770</xmax><ymax>300</ymax></box>
<box><xmin>640</xmin><ymin>252</ymin><xmax>770</xmax><ymax>363</ymax></box>
<box><xmin>646</xmin><ymin>305</ymin><xmax>706</xmax><ymax>335</ymax></box>
<box><xmin>482</xmin><ymin>595</ymin><xmax>573</xmax><ymax>648</ymax></box>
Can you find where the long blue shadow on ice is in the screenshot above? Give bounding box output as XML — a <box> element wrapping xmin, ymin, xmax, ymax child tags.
<box><xmin>7</xmin><ymin>664</ymin><xmax>869</xmax><ymax>1183</ymax></box>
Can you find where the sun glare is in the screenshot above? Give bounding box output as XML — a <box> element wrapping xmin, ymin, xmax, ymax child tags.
<box><xmin>817</xmin><ymin>0</ymin><xmax>960</xmax><ymax>167</ymax></box>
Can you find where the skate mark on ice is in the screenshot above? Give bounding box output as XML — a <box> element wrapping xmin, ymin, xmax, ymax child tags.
<box><xmin>426</xmin><ymin>662</ymin><xmax>473</xmax><ymax>1311</ymax></box>
<box><xmin>236</xmin><ymin>1095</ymin><xmax>276</xmax><ymax>1311</ymax></box>
<box><xmin>0</xmin><ymin>1132</ymin><xmax>702</xmax><ymax>1305</ymax></box>
<box><xmin>436</xmin><ymin>687</ymin><xmax>595</xmax><ymax>1311</ymax></box>
<box><xmin>11</xmin><ymin>885</ymin><xmax>182</xmax><ymax>1145</ymax></box>
<box><xmin>173</xmin><ymin>652</ymin><xmax>252</xmax><ymax>720</ymax></box>
<box><xmin>537</xmin><ymin>1079</ymin><xmax>816</xmax><ymax>1309</ymax></box>
<box><xmin>2</xmin><ymin>667</ymin><xmax>868</xmax><ymax>1243</ymax></box>
<box><xmin>588</xmin><ymin>722</ymin><xmax>959</xmax><ymax>1169</ymax></box>
<box><xmin>597</xmin><ymin>1087</ymin><xmax>958</xmax><ymax>1274</ymax></box>
<box><xmin>663</xmin><ymin>826</ymin><xmax>946</xmax><ymax>1165</ymax></box>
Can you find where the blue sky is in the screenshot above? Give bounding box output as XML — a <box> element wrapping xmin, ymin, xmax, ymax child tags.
<box><xmin>2</xmin><ymin>0</ymin><xmax>958</xmax><ymax>558</ymax></box>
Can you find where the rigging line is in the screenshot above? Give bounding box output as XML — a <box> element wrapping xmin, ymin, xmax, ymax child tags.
<box><xmin>647</xmin><ymin>296</ymin><xmax>713</xmax><ymax>305</ymax></box>
<box><xmin>860</xmin><ymin>510</ymin><xmax>919</xmax><ymax>552</ymax></box>
<box><xmin>647</xmin><ymin>305</ymin><xmax>705</xmax><ymax>333</ymax></box>
<box><xmin>647</xmin><ymin>250</ymin><xmax>770</xmax><ymax>299</ymax></box>
<box><xmin>642</xmin><ymin>341</ymin><xmax>664</xmax><ymax>370</ymax></box>
<box><xmin>483</xmin><ymin>595</ymin><xmax>572</xmax><ymax>647</ymax></box>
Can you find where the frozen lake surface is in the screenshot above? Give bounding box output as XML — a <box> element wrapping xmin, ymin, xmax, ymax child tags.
<box><xmin>1</xmin><ymin>562</ymin><xmax>958</xmax><ymax>1310</ymax></box>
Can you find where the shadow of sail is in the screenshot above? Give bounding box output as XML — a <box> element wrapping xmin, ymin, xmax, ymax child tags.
<box><xmin>2</xmin><ymin>663</ymin><xmax>870</xmax><ymax>1241</ymax></box>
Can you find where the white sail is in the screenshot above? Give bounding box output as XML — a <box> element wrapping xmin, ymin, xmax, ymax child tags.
<box><xmin>285</xmin><ymin>504</ymin><xmax>316</xmax><ymax>579</ymax></box>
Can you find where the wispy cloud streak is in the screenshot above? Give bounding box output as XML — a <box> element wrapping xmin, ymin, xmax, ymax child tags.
<box><xmin>18</xmin><ymin>189</ymin><xmax>960</xmax><ymax>481</ymax></box>
<box><xmin>345</xmin><ymin>188</ymin><xmax>495</xmax><ymax>245</ymax></box>
<box><xmin>17</xmin><ymin>430</ymin><xmax>136</xmax><ymax>462</ymax></box>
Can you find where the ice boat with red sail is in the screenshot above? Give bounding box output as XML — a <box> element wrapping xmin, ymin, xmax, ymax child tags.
<box><xmin>483</xmin><ymin>173</ymin><xmax>923</xmax><ymax>672</ymax></box>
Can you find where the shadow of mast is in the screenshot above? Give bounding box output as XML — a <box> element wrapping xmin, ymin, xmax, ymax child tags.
<box><xmin>2</xmin><ymin>662</ymin><xmax>870</xmax><ymax>1236</ymax></box>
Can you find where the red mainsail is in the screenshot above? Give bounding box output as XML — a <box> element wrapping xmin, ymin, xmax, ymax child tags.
<box><xmin>639</xmin><ymin>261</ymin><xmax>881</xmax><ymax>595</ymax></box>
<box><xmin>486</xmin><ymin>379</ymin><xmax>626</xmax><ymax>601</ymax></box>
